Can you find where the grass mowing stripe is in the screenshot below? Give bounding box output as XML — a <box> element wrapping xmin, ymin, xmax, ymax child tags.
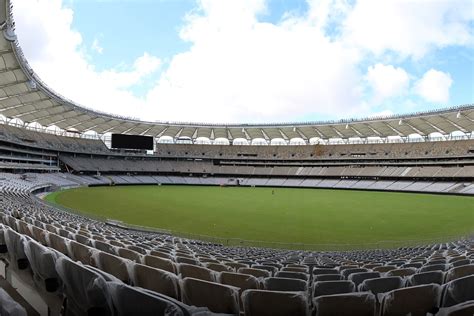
<box><xmin>45</xmin><ymin>185</ymin><xmax>474</xmax><ymax>249</ymax></box>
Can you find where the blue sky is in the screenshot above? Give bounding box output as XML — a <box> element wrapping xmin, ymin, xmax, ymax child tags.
<box><xmin>13</xmin><ymin>0</ymin><xmax>474</xmax><ymax>123</ymax></box>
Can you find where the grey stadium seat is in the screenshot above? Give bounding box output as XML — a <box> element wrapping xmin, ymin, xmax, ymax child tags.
<box><xmin>313</xmin><ymin>280</ymin><xmax>355</xmax><ymax>298</ymax></box>
<box><xmin>55</xmin><ymin>257</ymin><xmax>113</xmax><ymax>316</ymax></box>
<box><xmin>444</xmin><ymin>264</ymin><xmax>474</xmax><ymax>282</ymax></box>
<box><xmin>178</xmin><ymin>263</ymin><xmax>216</xmax><ymax>282</ymax></box>
<box><xmin>108</xmin><ymin>281</ymin><xmax>189</xmax><ymax>316</ymax></box>
<box><xmin>313</xmin><ymin>292</ymin><xmax>376</xmax><ymax>316</ymax></box>
<box><xmin>275</xmin><ymin>271</ymin><xmax>308</xmax><ymax>281</ymax></box>
<box><xmin>314</xmin><ymin>274</ymin><xmax>344</xmax><ymax>282</ymax></box>
<box><xmin>242</xmin><ymin>289</ymin><xmax>309</xmax><ymax>316</ymax></box>
<box><xmin>0</xmin><ymin>288</ymin><xmax>27</xmax><ymax>316</ymax></box>
<box><xmin>358</xmin><ymin>276</ymin><xmax>404</xmax><ymax>296</ymax></box>
<box><xmin>441</xmin><ymin>275</ymin><xmax>474</xmax><ymax>307</ymax></box>
<box><xmin>348</xmin><ymin>272</ymin><xmax>380</xmax><ymax>288</ymax></box>
<box><xmin>238</xmin><ymin>267</ymin><xmax>271</xmax><ymax>278</ymax></box>
<box><xmin>180</xmin><ymin>277</ymin><xmax>240</xmax><ymax>314</ymax></box>
<box><xmin>24</xmin><ymin>239</ymin><xmax>61</xmax><ymax>292</ymax></box>
<box><xmin>4</xmin><ymin>228</ymin><xmax>29</xmax><ymax>270</ymax></box>
<box><xmin>143</xmin><ymin>255</ymin><xmax>177</xmax><ymax>274</ymax></box>
<box><xmin>263</xmin><ymin>277</ymin><xmax>308</xmax><ymax>292</ymax></box>
<box><xmin>133</xmin><ymin>263</ymin><xmax>180</xmax><ymax>300</ymax></box>
<box><xmin>436</xmin><ymin>300</ymin><xmax>474</xmax><ymax>316</ymax></box>
<box><xmin>406</xmin><ymin>271</ymin><xmax>444</xmax><ymax>286</ymax></box>
<box><xmin>379</xmin><ymin>284</ymin><xmax>441</xmax><ymax>316</ymax></box>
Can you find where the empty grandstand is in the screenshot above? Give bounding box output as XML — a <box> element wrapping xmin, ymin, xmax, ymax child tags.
<box><xmin>0</xmin><ymin>0</ymin><xmax>473</xmax><ymax>315</ymax></box>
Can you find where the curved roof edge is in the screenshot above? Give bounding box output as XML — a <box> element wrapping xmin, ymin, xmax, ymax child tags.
<box><xmin>1</xmin><ymin>0</ymin><xmax>473</xmax><ymax>140</ymax></box>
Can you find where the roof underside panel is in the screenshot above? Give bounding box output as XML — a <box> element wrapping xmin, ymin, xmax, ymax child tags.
<box><xmin>0</xmin><ymin>0</ymin><xmax>472</xmax><ymax>140</ymax></box>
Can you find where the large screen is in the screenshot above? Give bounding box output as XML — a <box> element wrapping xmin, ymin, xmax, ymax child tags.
<box><xmin>111</xmin><ymin>134</ymin><xmax>154</xmax><ymax>150</ymax></box>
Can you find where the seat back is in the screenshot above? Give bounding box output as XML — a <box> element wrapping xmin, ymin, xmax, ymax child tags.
<box><xmin>379</xmin><ymin>284</ymin><xmax>441</xmax><ymax>316</ymax></box>
<box><xmin>406</xmin><ymin>271</ymin><xmax>444</xmax><ymax>286</ymax></box>
<box><xmin>55</xmin><ymin>257</ymin><xmax>113</xmax><ymax>316</ymax></box>
<box><xmin>107</xmin><ymin>282</ymin><xmax>185</xmax><ymax>316</ymax></box>
<box><xmin>180</xmin><ymin>277</ymin><xmax>239</xmax><ymax>314</ymax></box>
<box><xmin>0</xmin><ymin>288</ymin><xmax>27</xmax><ymax>316</ymax></box>
<box><xmin>24</xmin><ymin>239</ymin><xmax>60</xmax><ymax>292</ymax></box>
<box><xmin>358</xmin><ymin>276</ymin><xmax>404</xmax><ymax>296</ymax></box>
<box><xmin>178</xmin><ymin>263</ymin><xmax>215</xmax><ymax>282</ymax></box>
<box><xmin>264</xmin><ymin>277</ymin><xmax>307</xmax><ymax>292</ymax></box>
<box><xmin>218</xmin><ymin>272</ymin><xmax>260</xmax><ymax>292</ymax></box>
<box><xmin>313</xmin><ymin>292</ymin><xmax>375</xmax><ymax>316</ymax></box>
<box><xmin>143</xmin><ymin>255</ymin><xmax>177</xmax><ymax>274</ymax></box>
<box><xmin>95</xmin><ymin>252</ymin><xmax>131</xmax><ymax>284</ymax></box>
<box><xmin>348</xmin><ymin>272</ymin><xmax>380</xmax><ymax>287</ymax></box>
<box><xmin>275</xmin><ymin>271</ymin><xmax>308</xmax><ymax>281</ymax></box>
<box><xmin>133</xmin><ymin>264</ymin><xmax>180</xmax><ymax>300</ymax></box>
<box><xmin>445</xmin><ymin>264</ymin><xmax>474</xmax><ymax>282</ymax></box>
<box><xmin>441</xmin><ymin>275</ymin><xmax>474</xmax><ymax>307</ymax></box>
<box><xmin>313</xmin><ymin>280</ymin><xmax>355</xmax><ymax>298</ymax></box>
<box><xmin>242</xmin><ymin>289</ymin><xmax>309</xmax><ymax>316</ymax></box>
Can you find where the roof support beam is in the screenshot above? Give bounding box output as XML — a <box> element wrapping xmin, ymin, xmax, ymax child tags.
<box><xmin>365</xmin><ymin>124</ymin><xmax>383</xmax><ymax>137</ymax></box>
<box><xmin>443</xmin><ymin>116</ymin><xmax>468</xmax><ymax>133</ymax></box>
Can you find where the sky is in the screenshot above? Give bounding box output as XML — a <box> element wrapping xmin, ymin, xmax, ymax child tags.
<box><xmin>12</xmin><ymin>0</ymin><xmax>474</xmax><ymax>124</ymax></box>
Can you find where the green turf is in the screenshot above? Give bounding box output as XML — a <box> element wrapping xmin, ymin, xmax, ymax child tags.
<box><xmin>45</xmin><ymin>185</ymin><xmax>474</xmax><ymax>249</ymax></box>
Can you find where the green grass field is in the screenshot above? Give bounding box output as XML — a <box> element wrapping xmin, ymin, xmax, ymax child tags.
<box><xmin>45</xmin><ymin>185</ymin><xmax>474</xmax><ymax>249</ymax></box>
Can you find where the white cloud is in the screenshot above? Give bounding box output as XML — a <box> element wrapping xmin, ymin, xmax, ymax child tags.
<box><xmin>13</xmin><ymin>0</ymin><xmax>161</xmax><ymax>120</ymax></box>
<box><xmin>365</xmin><ymin>64</ymin><xmax>410</xmax><ymax>102</ymax></box>
<box><xmin>11</xmin><ymin>0</ymin><xmax>473</xmax><ymax>125</ymax></box>
<box><xmin>342</xmin><ymin>0</ymin><xmax>474</xmax><ymax>59</ymax></box>
<box><xmin>91</xmin><ymin>38</ymin><xmax>103</xmax><ymax>54</ymax></box>
<box><xmin>144</xmin><ymin>0</ymin><xmax>365</xmax><ymax>122</ymax></box>
<box><xmin>414</xmin><ymin>69</ymin><xmax>453</xmax><ymax>104</ymax></box>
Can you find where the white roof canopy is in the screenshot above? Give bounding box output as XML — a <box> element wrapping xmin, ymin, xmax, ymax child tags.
<box><xmin>0</xmin><ymin>0</ymin><xmax>473</xmax><ymax>142</ymax></box>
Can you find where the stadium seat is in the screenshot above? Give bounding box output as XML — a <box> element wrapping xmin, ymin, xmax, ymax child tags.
<box><xmin>93</xmin><ymin>251</ymin><xmax>131</xmax><ymax>284</ymax></box>
<box><xmin>379</xmin><ymin>284</ymin><xmax>441</xmax><ymax>316</ymax></box>
<box><xmin>358</xmin><ymin>276</ymin><xmax>404</xmax><ymax>296</ymax></box>
<box><xmin>312</xmin><ymin>280</ymin><xmax>355</xmax><ymax>297</ymax></box>
<box><xmin>47</xmin><ymin>233</ymin><xmax>69</xmax><ymax>256</ymax></box>
<box><xmin>238</xmin><ymin>267</ymin><xmax>271</xmax><ymax>278</ymax></box>
<box><xmin>69</xmin><ymin>240</ymin><xmax>93</xmax><ymax>265</ymax></box>
<box><xmin>313</xmin><ymin>292</ymin><xmax>376</xmax><ymax>316</ymax></box>
<box><xmin>419</xmin><ymin>264</ymin><xmax>448</xmax><ymax>273</ymax></box>
<box><xmin>117</xmin><ymin>248</ymin><xmax>142</xmax><ymax>262</ymax></box>
<box><xmin>180</xmin><ymin>277</ymin><xmax>240</xmax><ymax>314</ymax></box>
<box><xmin>242</xmin><ymin>289</ymin><xmax>309</xmax><ymax>316</ymax></box>
<box><xmin>178</xmin><ymin>263</ymin><xmax>216</xmax><ymax>282</ymax></box>
<box><xmin>444</xmin><ymin>264</ymin><xmax>474</xmax><ymax>282</ymax></box>
<box><xmin>314</xmin><ymin>274</ymin><xmax>344</xmax><ymax>282</ymax></box>
<box><xmin>132</xmin><ymin>263</ymin><xmax>180</xmax><ymax>300</ymax></box>
<box><xmin>263</xmin><ymin>277</ymin><xmax>307</xmax><ymax>292</ymax></box>
<box><xmin>436</xmin><ymin>300</ymin><xmax>474</xmax><ymax>316</ymax></box>
<box><xmin>406</xmin><ymin>271</ymin><xmax>445</xmax><ymax>286</ymax></box>
<box><xmin>107</xmin><ymin>281</ymin><xmax>197</xmax><ymax>316</ymax></box>
<box><xmin>385</xmin><ymin>267</ymin><xmax>417</xmax><ymax>277</ymax></box>
<box><xmin>441</xmin><ymin>275</ymin><xmax>474</xmax><ymax>307</ymax></box>
<box><xmin>275</xmin><ymin>271</ymin><xmax>308</xmax><ymax>281</ymax></box>
<box><xmin>0</xmin><ymin>288</ymin><xmax>27</xmax><ymax>316</ymax></box>
<box><xmin>341</xmin><ymin>268</ymin><xmax>368</xmax><ymax>279</ymax></box>
<box><xmin>55</xmin><ymin>257</ymin><xmax>113</xmax><ymax>316</ymax></box>
<box><xmin>205</xmin><ymin>262</ymin><xmax>233</xmax><ymax>272</ymax></box>
<box><xmin>348</xmin><ymin>272</ymin><xmax>380</xmax><ymax>287</ymax></box>
<box><xmin>24</xmin><ymin>239</ymin><xmax>61</xmax><ymax>292</ymax></box>
<box><xmin>143</xmin><ymin>255</ymin><xmax>177</xmax><ymax>274</ymax></box>
<box><xmin>4</xmin><ymin>228</ymin><xmax>29</xmax><ymax>270</ymax></box>
<box><xmin>313</xmin><ymin>268</ymin><xmax>339</xmax><ymax>275</ymax></box>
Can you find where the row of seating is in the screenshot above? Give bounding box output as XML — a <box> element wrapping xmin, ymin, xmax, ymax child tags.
<box><xmin>0</xmin><ymin>179</ymin><xmax>474</xmax><ymax>315</ymax></box>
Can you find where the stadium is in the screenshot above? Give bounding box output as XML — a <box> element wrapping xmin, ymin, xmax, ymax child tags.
<box><xmin>0</xmin><ymin>0</ymin><xmax>474</xmax><ymax>315</ymax></box>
